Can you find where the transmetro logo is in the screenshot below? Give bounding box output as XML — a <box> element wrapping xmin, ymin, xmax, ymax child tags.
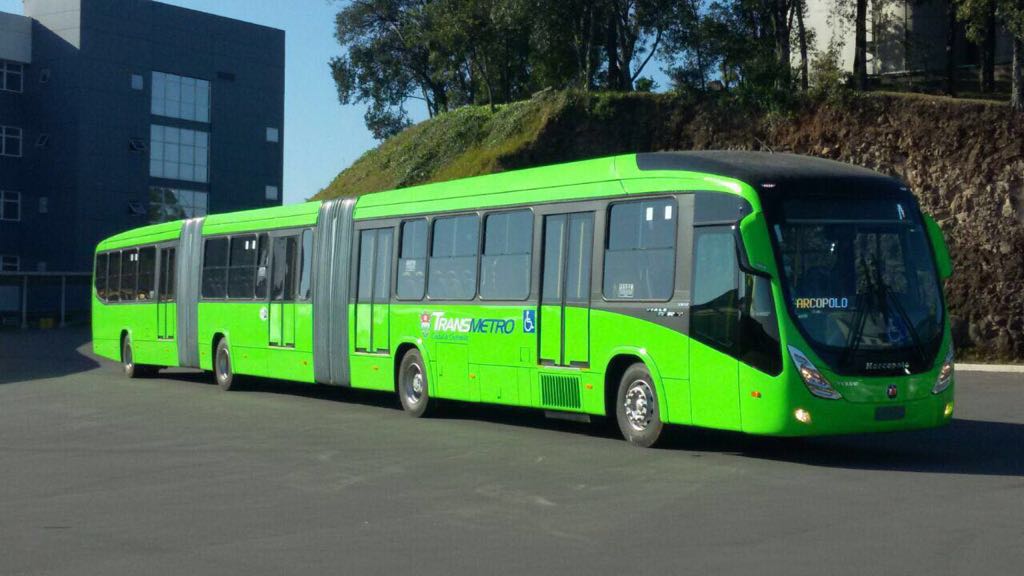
<box><xmin>426</xmin><ymin>311</ymin><xmax>516</xmax><ymax>335</ymax></box>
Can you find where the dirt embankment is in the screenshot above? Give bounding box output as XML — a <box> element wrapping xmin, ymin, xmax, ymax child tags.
<box><xmin>322</xmin><ymin>91</ymin><xmax>1024</xmax><ymax>360</ymax></box>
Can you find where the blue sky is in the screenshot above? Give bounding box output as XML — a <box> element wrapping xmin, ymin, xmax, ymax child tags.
<box><xmin>2</xmin><ymin>0</ymin><xmax>670</xmax><ymax>205</ymax></box>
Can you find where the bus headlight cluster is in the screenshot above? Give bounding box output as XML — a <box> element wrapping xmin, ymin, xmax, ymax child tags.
<box><xmin>788</xmin><ymin>346</ymin><xmax>842</xmax><ymax>400</ymax></box>
<box><xmin>932</xmin><ymin>347</ymin><xmax>954</xmax><ymax>394</ymax></box>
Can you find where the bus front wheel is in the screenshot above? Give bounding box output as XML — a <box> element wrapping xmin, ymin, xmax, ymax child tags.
<box><xmin>398</xmin><ymin>349</ymin><xmax>434</xmax><ymax>417</ymax></box>
<box><xmin>214</xmin><ymin>339</ymin><xmax>235</xmax><ymax>391</ymax></box>
<box><xmin>615</xmin><ymin>363</ymin><xmax>664</xmax><ymax>447</ymax></box>
<box><xmin>122</xmin><ymin>335</ymin><xmax>153</xmax><ymax>379</ymax></box>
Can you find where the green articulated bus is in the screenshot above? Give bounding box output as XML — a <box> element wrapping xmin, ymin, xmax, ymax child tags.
<box><xmin>92</xmin><ymin>151</ymin><xmax>956</xmax><ymax>446</ymax></box>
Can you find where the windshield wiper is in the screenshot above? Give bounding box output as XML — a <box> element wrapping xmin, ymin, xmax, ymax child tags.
<box><xmin>878</xmin><ymin>282</ymin><xmax>928</xmax><ymax>369</ymax></box>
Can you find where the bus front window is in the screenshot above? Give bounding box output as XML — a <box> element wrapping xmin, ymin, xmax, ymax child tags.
<box><xmin>771</xmin><ymin>196</ymin><xmax>944</xmax><ymax>375</ymax></box>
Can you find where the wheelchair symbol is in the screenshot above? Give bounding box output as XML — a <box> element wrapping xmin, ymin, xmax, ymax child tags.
<box><xmin>523</xmin><ymin>309</ymin><xmax>536</xmax><ymax>334</ymax></box>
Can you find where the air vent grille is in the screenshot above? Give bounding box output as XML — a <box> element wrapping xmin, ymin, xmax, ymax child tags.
<box><xmin>540</xmin><ymin>373</ymin><xmax>581</xmax><ymax>410</ymax></box>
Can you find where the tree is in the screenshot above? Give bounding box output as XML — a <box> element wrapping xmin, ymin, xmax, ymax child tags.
<box><xmin>793</xmin><ymin>0</ymin><xmax>810</xmax><ymax>91</ymax></box>
<box><xmin>852</xmin><ymin>0</ymin><xmax>868</xmax><ymax>90</ymax></box>
<box><xmin>957</xmin><ymin>0</ymin><xmax>1024</xmax><ymax>110</ymax></box>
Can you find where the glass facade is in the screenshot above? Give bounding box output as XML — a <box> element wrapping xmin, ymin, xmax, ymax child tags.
<box><xmin>148</xmin><ymin>186</ymin><xmax>208</xmax><ymax>222</ymax></box>
<box><xmin>151</xmin><ymin>72</ymin><xmax>210</xmax><ymax>122</ymax></box>
<box><xmin>149</xmin><ymin>125</ymin><xmax>209</xmax><ymax>183</ymax></box>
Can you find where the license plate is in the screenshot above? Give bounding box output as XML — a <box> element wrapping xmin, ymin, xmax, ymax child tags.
<box><xmin>875</xmin><ymin>406</ymin><xmax>906</xmax><ymax>421</ymax></box>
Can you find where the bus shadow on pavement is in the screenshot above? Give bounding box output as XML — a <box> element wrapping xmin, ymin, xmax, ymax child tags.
<box><xmin>660</xmin><ymin>419</ymin><xmax>1024</xmax><ymax>477</ymax></box>
<box><xmin>155</xmin><ymin>371</ymin><xmax>1023</xmax><ymax>477</ymax></box>
<box><xmin>0</xmin><ymin>327</ymin><xmax>99</xmax><ymax>385</ymax></box>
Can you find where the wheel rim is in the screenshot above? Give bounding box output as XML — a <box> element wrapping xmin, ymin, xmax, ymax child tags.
<box><xmin>623</xmin><ymin>379</ymin><xmax>655</xmax><ymax>432</ymax></box>
<box><xmin>217</xmin><ymin>348</ymin><xmax>230</xmax><ymax>382</ymax></box>
<box><xmin>123</xmin><ymin>343</ymin><xmax>133</xmax><ymax>374</ymax></box>
<box><xmin>404</xmin><ymin>363</ymin><xmax>424</xmax><ymax>406</ymax></box>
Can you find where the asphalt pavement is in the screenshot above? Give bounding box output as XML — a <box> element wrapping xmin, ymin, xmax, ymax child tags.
<box><xmin>1</xmin><ymin>327</ymin><xmax>1022</xmax><ymax>575</ymax></box>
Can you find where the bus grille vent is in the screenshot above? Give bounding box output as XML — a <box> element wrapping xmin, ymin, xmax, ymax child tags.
<box><xmin>540</xmin><ymin>374</ymin><xmax>581</xmax><ymax>410</ymax></box>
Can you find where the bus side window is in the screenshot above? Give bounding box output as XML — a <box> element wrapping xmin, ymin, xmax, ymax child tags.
<box><xmin>227</xmin><ymin>235</ymin><xmax>257</xmax><ymax>299</ymax></box>
<box><xmin>138</xmin><ymin>247</ymin><xmax>156</xmax><ymax>301</ymax></box>
<box><xmin>691</xmin><ymin>227</ymin><xmax>739</xmax><ymax>353</ymax></box>
<box><xmin>481</xmin><ymin>210</ymin><xmax>532</xmax><ymax>300</ymax></box>
<box><xmin>121</xmin><ymin>249</ymin><xmax>139</xmax><ymax>302</ymax></box>
<box><xmin>108</xmin><ymin>250</ymin><xmax>122</xmax><ymax>302</ymax></box>
<box><xmin>201</xmin><ymin>237</ymin><xmax>229</xmax><ymax>299</ymax></box>
<box><xmin>95</xmin><ymin>253</ymin><xmax>108</xmax><ymax>301</ymax></box>
<box><xmin>428</xmin><ymin>215</ymin><xmax>478</xmax><ymax>300</ymax></box>
<box><xmin>603</xmin><ymin>198</ymin><xmax>676</xmax><ymax>300</ymax></box>
<box><xmin>397</xmin><ymin>219</ymin><xmax>427</xmax><ymax>300</ymax></box>
<box><xmin>298</xmin><ymin>229</ymin><xmax>313</xmax><ymax>301</ymax></box>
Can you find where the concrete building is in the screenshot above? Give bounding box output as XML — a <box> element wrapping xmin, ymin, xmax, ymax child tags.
<box><xmin>0</xmin><ymin>0</ymin><xmax>284</xmax><ymax>277</ymax></box>
<box><xmin>805</xmin><ymin>0</ymin><xmax>1014</xmax><ymax>77</ymax></box>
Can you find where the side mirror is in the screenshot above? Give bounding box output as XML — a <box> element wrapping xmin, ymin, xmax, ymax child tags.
<box><xmin>922</xmin><ymin>213</ymin><xmax>953</xmax><ymax>280</ymax></box>
<box><xmin>737</xmin><ymin>212</ymin><xmax>778</xmax><ymax>277</ymax></box>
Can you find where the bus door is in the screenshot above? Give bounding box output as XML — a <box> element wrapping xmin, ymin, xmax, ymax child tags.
<box><xmin>355</xmin><ymin>228</ymin><xmax>393</xmax><ymax>353</ymax></box>
<box><xmin>539</xmin><ymin>212</ymin><xmax>594</xmax><ymax>366</ymax></box>
<box><xmin>269</xmin><ymin>234</ymin><xmax>299</xmax><ymax>347</ymax></box>
<box><xmin>157</xmin><ymin>246</ymin><xmax>176</xmax><ymax>340</ymax></box>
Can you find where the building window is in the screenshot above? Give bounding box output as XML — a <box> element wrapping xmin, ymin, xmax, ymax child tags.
<box><xmin>150</xmin><ymin>125</ymin><xmax>209</xmax><ymax>183</ymax></box>
<box><xmin>0</xmin><ymin>255</ymin><xmax>19</xmax><ymax>272</ymax></box>
<box><xmin>38</xmin><ymin>197</ymin><xmax>48</xmax><ymax>214</ymax></box>
<box><xmin>1</xmin><ymin>61</ymin><xmax>23</xmax><ymax>93</ymax></box>
<box><xmin>35</xmin><ymin>134</ymin><xmax>50</xmax><ymax>148</ymax></box>
<box><xmin>0</xmin><ymin>191</ymin><xmax>20</xmax><ymax>221</ymax></box>
<box><xmin>151</xmin><ymin>72</ymin><xmax>210</xmax><ymax>122</ymax></box>
<box><xmin>131</xmin><ymin>73</ymin><xmax>144</xmax><ymax>91</ymax></box>
<box><xmin>265</xmin><ymin>185</ymin><xmax>278</xmax><ymax>200</ymax></box>
<box><xmin>148</xmin><ymin>187</ymin><xmax>208</xmax><ymax>222</ymax></box>
<box><xmin>0</xmin><ymin>126</ymin><xmax>22</xmax><ymax>157</ymax></box>
<box><xmin>266</xmin><ymin>127</ymin><xmax>279</xmax><ymax>142</ymax></box>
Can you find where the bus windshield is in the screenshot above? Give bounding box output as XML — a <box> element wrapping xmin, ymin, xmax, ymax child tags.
<box><xmin>771</xmin><ymin>196</ymin><xmax>944</xmax><ymax>375</ymax></box>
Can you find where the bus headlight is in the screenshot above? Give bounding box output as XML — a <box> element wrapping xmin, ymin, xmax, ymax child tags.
<box><xmin>788</xmin><ymin>346</ymin><xmax>842</xmax><ymax>400</ymax></box>
<box><xmin>932</xmin><ymin>347</ymin><xmax>954</xmax><ymax>394</ymax></box>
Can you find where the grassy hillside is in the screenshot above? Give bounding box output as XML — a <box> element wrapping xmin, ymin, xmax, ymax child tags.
<box><xmin>316</xmin><ymin>89</ymin><xmax>1024</xmax><ymax>362</ymax></box>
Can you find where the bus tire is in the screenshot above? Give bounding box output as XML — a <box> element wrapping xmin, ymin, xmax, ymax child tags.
<box><xmin>615</xmin><ymin>363</ymin><xmax>663</xmax><ymax>447</ymax></box>
<box><xmin>214</xmin><ymin>338</ymin><xmax>235</xmax><ymax>391</ymax></box>
<box><xmin>398</xmin><ymin>349</ymin><xmax>433</xmax><ymax>417</ymax></box>
<box><xmin>121</xmin><ymin>335</ymin><xmax>153</xmax><ymax>379</ymax></box>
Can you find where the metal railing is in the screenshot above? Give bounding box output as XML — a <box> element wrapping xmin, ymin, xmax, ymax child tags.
<box><xmin>0</xmin><ymin>271</ymin><xmax>92</xmax><ymax>329</ymax></box>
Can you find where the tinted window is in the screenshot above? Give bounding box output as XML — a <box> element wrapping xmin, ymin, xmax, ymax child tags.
<box><xmin>201</xmin><ymin>237</ymin><xmax>229</xmax><ymax>299</ymax></box>
<box><xmin>740</xmin><ymin>274</ymin><xmax>782</xmax><ymax>374</ymax></box>
<box><xmin>298</xmin><ymin>229</ymin><xmax>313</xmax><ymax>300</ymax></box>
<box><xmin>397</xmin><ymin>219</ymin><xmax>427</xmax><ymax>299</ymax></box>
<box><xmin>428</xmin><ymin>215</ymin><xmax>478</xmax><ymax>300</ymax></box>
<box><xmin>227</xmin><ymin>235</ymin><xmax>257</xmax><ymax>299</ymax></box>
<box><xmin>137</xmin><ymin>247</ymin><xmax>156</xmax><ymax>301</ymax></box>
<box><xmin>95</xmin><ymin>253</ymin><xmax>108</xmax><ymax>300</ymax></box>
<box><xmin>255</xmin><ymin>234</ymin><xmax>269</xmax><ymax>299</ymax></box>
<box><xmin>542</xmin><ymin>215</ymin><xmax>565</xmax><ymax>303</ymax></box>
<box><xmin>691</xmin><ymin>227</ymin><xmax>740</xmax><ymax>352</ymax></box>
<box><xmin>159</xmin><ymin>247</ymin><xmax>176</xmax><ymax>302</ymax></box>
<box><xmin>271</xmin><ymin>236</ymin><xmax>298</xmax><ymax>301</ymax></box>
<box><xmin>565</xmin><ymin>214</ymin><xmax>593</xmax><ymax>303</ymax></box>
<box><xmin>107</xmin><ymin>251</ymin><xmax>121</xmax><ymax>302</ymax></box>
<box><xmin>603</xmin><ymin>199</ymin><xmax>676</xmax><ymax>300</ymax></box>
<box><xmin>121</xmin><ymin>250</ymin><xmax>138</xmax><ymax>301</ymax></box>
<box><xmin>481</xmin><ymin>211</ymin><xmax>532</xmax><ymax>300</ymax></box>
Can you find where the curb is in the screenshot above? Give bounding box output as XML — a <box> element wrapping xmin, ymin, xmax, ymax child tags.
<box><xmin>956</xmin><ymin>363</ymin><xmax>1024</xmax><ymax>374</ymax></box>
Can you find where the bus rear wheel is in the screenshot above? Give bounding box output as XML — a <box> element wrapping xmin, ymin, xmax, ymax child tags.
<box><xmin>214</xmin><ymin>339</ymin><xmax>235</xmax><ymax>391</ymax></box>
<box><xmin>398</xmin><ymin>349</ymin><xmax>433</xmax><ymax>417</ymax></box>
<box><xmin>615</xmin><ymin>363</ymin><xmax>663</xmax><ymax>447</ymax></box>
